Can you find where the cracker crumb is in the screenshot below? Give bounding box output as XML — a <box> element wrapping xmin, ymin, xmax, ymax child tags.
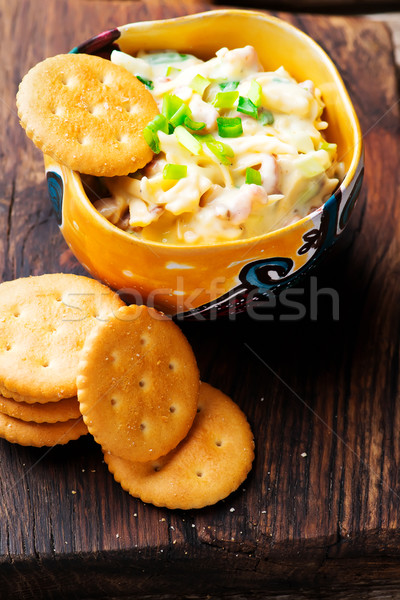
<box><xmin>71</xmin><ymin>490</ymin><xmax>77</xmax><ymax>495</ymax></box>
<box><xmin>301</xmin><ymin>452</ymin><xmax>307</xmax><ymax>457</ymax></box>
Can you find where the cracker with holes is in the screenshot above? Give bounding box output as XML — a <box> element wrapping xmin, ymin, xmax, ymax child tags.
<box><xmin>0</xmin><ymin>412</ymin><xmax>87</xmax><ymax>447</ymax></box>
<box><xmin>104</xmin><ymin>382</ymin><xmax>255</xmax><ymax>510</ymax></box>
<box><xmin>0</xmin><ymin>274</ymin><xmax>125</xmax><ymax>402</ymax></box>
<box><xmin>0</xmin><ymin>395</ymin><xmax>81</xmax><ymax>424</ymax></box>
<box><xmin>77</xmin><ymin>304</ymin><xmax>199</xmax><ymax>463</ymax></box>
<box><xmin>16</xmin><ymin>53</ymin><xmax>159</xmax><ymax>176</ymax></box>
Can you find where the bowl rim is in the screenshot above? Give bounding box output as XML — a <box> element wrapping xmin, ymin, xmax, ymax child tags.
<box><xmin>66</xmin><ymin>8</ymin><xmax>363</xmax><ymax>250</ymax></box>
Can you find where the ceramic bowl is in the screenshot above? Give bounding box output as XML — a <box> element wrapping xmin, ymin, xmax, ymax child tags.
<box><xmin>44</xmin><ymin>9</ymin><xmax>363</xmax><ymax>319</ymax></box>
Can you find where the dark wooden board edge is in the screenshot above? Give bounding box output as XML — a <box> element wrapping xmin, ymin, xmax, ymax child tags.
<box><xmin>3</xmin><ymin>550</ymin><xmax>400</xmax><ymax>599</ymax></box>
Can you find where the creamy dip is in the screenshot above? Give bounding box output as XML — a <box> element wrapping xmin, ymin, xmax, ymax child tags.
<box><xmin>93</xmin><ymin>46</ymin><xmax>341</xmax><ymax>245</ymax></box>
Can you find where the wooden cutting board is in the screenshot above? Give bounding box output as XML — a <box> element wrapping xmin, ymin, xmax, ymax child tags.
<box><xmin>1</xmin><ymin>1</ymin><xmax>400</xmax><ymax>597</ymax></box>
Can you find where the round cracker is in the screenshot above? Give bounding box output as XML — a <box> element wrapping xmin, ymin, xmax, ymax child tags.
<box><xmin>77</xmin><ymin>304</ymin><xmax>199</xmax><ymax>463</ymax></box>
<box><xmin>0</xmin><ymin>395</ymin><xmax>81</xmax><ymax>423</ymax></box>
<box><xmin>0</xmin><ymin>274</ymin><xmax>125</xmax><ymax>401</ymax></box>
<box><xmin>104</xmin><ymin>382</ymin><xmax>255</xmax><ymax>510</ymax></box>
<box><xmin>16</xmin><ymin>53</ymin><xmax>159</xmax><ymax>176</ymax></box>
<box><xmin>0</xmin><ymin>412</ymin><xmax>87</xmax><ymax>447</ymax></box>
<box><xmin>0</xmin><ymin>384</ymin><xmax>62</xmax><ymax>405</ymax></box>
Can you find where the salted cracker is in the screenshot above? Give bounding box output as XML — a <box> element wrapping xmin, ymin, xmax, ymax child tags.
<box><xmin>104</xmin><ymin>382</ymin><xmax>255</xmax><ymax>510</ymax></box>
<box><xmin>77</xmin><ymin>304</ymin><xmax>199</xmax><ymax>463</ymax></box>
<box><xmin>0</xmin><ymin>274</ymin><xmax>125</xmax><ymax>402</ymax></box>
<box><xmin>0</xmin><ymin>412</ymin><xmax>87</xmax><ymax>447</ymax></box>
<box><xmin>16</xmin><ymin>53</ymin><xmax>159</xmax><ymax>176</ymax></box>
<box><xmin>0</xmin><ymin>395</ymin><xmax>81</xmax><ymax>424</ymax></box>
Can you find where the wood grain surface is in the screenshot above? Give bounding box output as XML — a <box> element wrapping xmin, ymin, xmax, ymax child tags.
<box><xmin>214</xmin><ymin>0</ymin><xmax>400</xmax><ymax>13</ymax></box>
<box><xmin>1</xmin><ymin>0</ymin><xmax>400</xmax><ymax>598</ymax></box>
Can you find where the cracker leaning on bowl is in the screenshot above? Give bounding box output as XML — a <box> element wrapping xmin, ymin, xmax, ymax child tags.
<box><xmin>16</xmin><ymin>53</ymin><xmax>159</xmax><ymax>176</ymax></box>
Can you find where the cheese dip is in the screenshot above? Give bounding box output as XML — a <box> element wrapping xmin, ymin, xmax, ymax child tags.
<box><xmin>93</xmin><ymin>46</ymin><xmax>341</xmax><ymax>245</ymax></box>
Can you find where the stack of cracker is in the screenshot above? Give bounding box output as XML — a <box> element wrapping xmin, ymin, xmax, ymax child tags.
<box><xmin>78</xmin><ymin>304</ymin><xmax>255</xmax><ymax>510</ymax></box>
<box><xmin>0</xmin><ymin>274</ymin><xmax>125</xmax><ymax>447</ymax></box>
<box><xmin>0</xmin><ymin>275</ymin><xmax>254</xmax><ymax>508</ymax></box>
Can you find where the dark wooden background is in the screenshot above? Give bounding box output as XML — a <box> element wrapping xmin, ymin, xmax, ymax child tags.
<box><xmin>1</xmin><ymin>0</ymin><xmax>400</xmax><ymax>598</ymax></box>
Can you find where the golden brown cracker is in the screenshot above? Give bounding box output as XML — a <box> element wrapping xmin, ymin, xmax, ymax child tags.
<box><xmin>104</xmin><ymin>382</ymin><xmax>255</xmax><ymax>509</ymax></box>
<box><xmin>77</xmin><ymin>304</ymin><xmax>199</xmax><ymax>463</ymax></box>
<box><xmin>0</xmin><ymin>384</ymin><xmax>62</xmax><ymax>405</ymax></box>
<box><xmin>16</xmin><ymin>53</ymin><xmax>159</xmax><ymax>176</ymax></box>
<box><xmin>0</xmin><ymin>412</ymin><xmax>87</xmax><ymax>447</ymax></box>
<box><xmin>0</xmin><ymin>395</ymin><xmax>81</xmax><ymax>423</ymax></box>
<box><xmin>0</xmin><ymin>274</ymin><xmax>125</xmax><ymax>401</ymax></box>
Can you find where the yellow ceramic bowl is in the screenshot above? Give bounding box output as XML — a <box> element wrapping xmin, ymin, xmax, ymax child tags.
<box><xmin>45</xmin><ymin>9</ymin><xmax>363</xmax><ymax>319</ymax></box>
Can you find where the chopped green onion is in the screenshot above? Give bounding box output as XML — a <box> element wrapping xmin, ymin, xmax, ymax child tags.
<box><xmin>135</xmin><ymin>75</ymin><xmax>154</xmax><ymax>90</ymax></box>
<box><xmin>142</xmin><ymin>114</ymin><xmax>169</xmax><ymax>153</ymax></box>
<box><xmin>219</xmin><ymin>81</ymin><xmax>239</xmax><ymax>91</ymax></box>
<box><xmin>258</xmin><ymin>109</ymin><xmax>274</xmax><ymax>126</ymax></box>
<box><xmin>319</xmin><ymin>141</ymin><xmax>337</xmax><ymax>155</ymax></box>
<box><xmin>143</xmin><ymin>127</ymin><xmax>160</xmax><ymax>153</ymax></box>
<box><xmin>248</xmin><ymin>80</ymin><xmax>262</xmax><ymax>107</ymax></box>
<box><xmin>163</xmin><ymin>164</ymin><xmax>188</xmax><ymax>180</ymax></box>
<box><xmin>216</xmin><ymin>116</ymin><xmax>243</xmax><ymax>138</ymax></box>
<box><xmin>212</xmin><ymin>91</ymin><xmax>239</xmax><ymax>109</ymax></box>
<box><xmin>237</xmin><ymin>96</ymin><xmax>258</xmax><ymax>119</ymax></box>
<box><xmin>166</xmin><ymin>66</ymin><xmax>181</xmax><ymax>76</ymax></box>
<box><xmin>245</xmin><ymin>167</ymin><xmax>262</xmax><ymax>185</ymax></box>
<box><xmin>169</xmin><ymin>103</ymin><xmax>191</xmax><ymax>127</ymax></box>
<box><xmin>190</xmin><ymin>74</ymin><xmax>211</xmax><ymax>96</ymax></box>
<box><xmin>162</xmin><ymin>94</ymin><xmax>185</xmax><ymax>120</ymax></box>
<box><xmin>184</xmin><ymin>116</ymin><xmax>206</xmax><ymax>131</ymax></box>
<box><xmin>145</xmin><ymin>52</ymin><xmax>190</xmax><ymax>64</ymax></box>
<box><xmin>148</xmin><ymin>114</ymin><xmax>169</xmax><ymax>134</ymax></box>
<box><xmin>199</xmin><ymin>134</ymin><xmax>234</xmax><ymax>165</ymax></box>
<box><xmin>175</xmin><ymin>126</ymin><xmax>201</xmax><ymax>155</ymax></box>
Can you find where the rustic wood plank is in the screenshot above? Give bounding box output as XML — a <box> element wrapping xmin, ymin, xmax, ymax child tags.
<box><xmin>1</xmin><ymin>0</ymin><xmax>400</xmax><ymax>597</ymax></box>
<box><xmin>214</xmin><ymin>0</ymin><xmax>400</xmax><ymax>13</ymax></box>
